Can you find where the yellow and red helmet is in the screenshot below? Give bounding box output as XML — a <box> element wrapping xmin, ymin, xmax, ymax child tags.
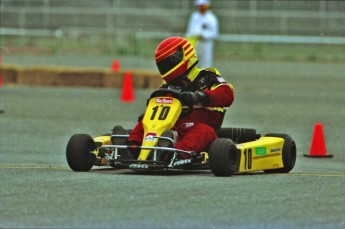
<box><xmin>155</xmin><ymin>37</ymin><xmax>198</xmax><ymax>84</ymax></box>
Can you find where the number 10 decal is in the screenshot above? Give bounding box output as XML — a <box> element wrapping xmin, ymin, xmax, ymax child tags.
<box><xmin>243</xmin><ymin>148</ymin><xmax>252</xmax><ymax>170</ymax></box>
<box><xmin>150</xmin><ymin>106</ymin><xmax>171</xmax><ymax>120</ymax></box>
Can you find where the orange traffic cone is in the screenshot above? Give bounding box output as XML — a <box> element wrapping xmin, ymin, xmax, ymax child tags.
<box><xmin>304</xmin><ymin>123</ymin><xmax>333</xmax><ymax>158</ymax></box>
<box><xmin>112</xmin><ymin>59</ymin><xmax>120</xmax><ymax>72</ymax></box>
<box><xmin>120</xmin><ymin>71</ymin><xmax>135</xmax><ymax>103</ymax></box>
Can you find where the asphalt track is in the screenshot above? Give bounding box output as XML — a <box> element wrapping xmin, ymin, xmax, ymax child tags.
<box><xmin>0</xmin><ymin>61</ymin><xmax>344</xmax><ymax>228</ymax></box>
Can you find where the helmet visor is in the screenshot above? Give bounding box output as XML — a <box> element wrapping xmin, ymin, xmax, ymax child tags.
<box><xmin>157</xmin><ymin>46</ymin><xmax>184</xmax><ymax>76</ymax></box>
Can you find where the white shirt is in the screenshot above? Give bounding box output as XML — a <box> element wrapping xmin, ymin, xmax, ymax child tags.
<box><xmin>186</xmin><ymin>10</ymin><xmax>219</xmax><ymax>68</ymax></box>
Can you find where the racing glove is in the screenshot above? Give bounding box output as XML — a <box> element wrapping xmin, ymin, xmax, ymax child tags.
<box><xmin>181</xmin><ymin>91</ymin><xmax>209</xmax><ymax>106</ymax></box>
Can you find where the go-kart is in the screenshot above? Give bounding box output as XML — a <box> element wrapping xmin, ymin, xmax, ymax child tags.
<box><xmin>66</xmin><ymin>88</ymin><xmax>296</xmax><ymax>176</ymax></box>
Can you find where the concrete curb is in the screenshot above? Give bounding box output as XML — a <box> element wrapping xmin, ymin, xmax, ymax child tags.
<box><xmin>0</xmin><ymin>64</ymin><xmax>162</xmax><ymax>89</ymax></box>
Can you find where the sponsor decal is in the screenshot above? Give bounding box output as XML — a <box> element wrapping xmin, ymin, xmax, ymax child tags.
<box><xmin>255</xmin><ymin>147</ymin><xmax>266</xmax><ymax>156</ymax></box>
<box><xmin>156</xmin><ymin>98</ymin><xmax>173</xmax><ymax>104</ymax></box>
<box><xmin>181</xmin><ymin>122</ymin><xmax>194</xmax><ymax>129</ymax></box>
<box><xmin>217</xmin><ymin>76</ymin><xmax>226</xmax><ymax>83</ymax></box>
<box><xmin>236</xmin><ymin>144</ymin><xmax>245</xmax><ymax>149</ymax></box>
<box><xmin>173</xmin><ymin>159</ymin><xmax>191</xmax><ymax>166</ymax></box>
<box><xmin>270</xmin><ymin>148</ymin><xmax>281</xmax><ymax>153</ymax></box>
<box><xmin>144</xmin><ymin>132</ymin><xmax>157</xmax><ymax>142</ymax></box>
<box><xmin>129</xmin><ymin>164</ymin><xmax>149</xmax><ymax>169</ymax></box>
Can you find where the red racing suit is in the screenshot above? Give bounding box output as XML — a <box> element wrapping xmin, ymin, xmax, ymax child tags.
<box><xmin>129</xmin><ymin>67</ymin><xmax>234</xmax><ymax>153</ymax></box>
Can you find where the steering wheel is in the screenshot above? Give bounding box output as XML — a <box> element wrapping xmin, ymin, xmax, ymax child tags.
<box><xmin>149</xmin><ymin>88</ymin><xmax>194</xmax><ymax>115</ymax></box>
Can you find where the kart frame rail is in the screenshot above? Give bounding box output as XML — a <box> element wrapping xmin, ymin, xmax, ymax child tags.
<box><xmin>99</xmin><ymin>143</ymin><xmax>208</xmax><ymax>170</ymax></box>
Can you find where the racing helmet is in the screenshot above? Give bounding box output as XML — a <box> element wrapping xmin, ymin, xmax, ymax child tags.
<box><xmin>155</xmin><ymin>37</ymin><xmax>198</xmax><ymax>85</ymax></box>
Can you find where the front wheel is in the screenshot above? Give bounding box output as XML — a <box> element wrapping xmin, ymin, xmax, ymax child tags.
<box><xmin>264</xmin><ymin>134</ymin><xmax>296</xmax><ymax>173</ymax></box>
<box><xmin>208</xmin><ymin>138</ymin><xmax>240</xmax><ymax>177</ymax></box>
<box><xmin>66</xmin><ymin>134</ymin><xmax>96</xmax><ymax>171</ymax></box>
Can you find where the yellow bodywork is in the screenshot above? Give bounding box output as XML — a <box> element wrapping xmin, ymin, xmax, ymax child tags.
<box><xmin>93</xmin><ymin>136</ymin><xmax>112</xmax><ymax>145</ymax></box>
<box><xmin>92</xmin><ymin>135</ymin><xmax>112</xmax><ymax>157</ymax></box>
<box><xmin>236</xmin><ymin>137</ymin><xmax>285</xmax><ymax>172</ymax></box>
<box><xmin>138</xmin><ymin>97</ymin><xmax>182</xmax><ymax>160</ymax></box>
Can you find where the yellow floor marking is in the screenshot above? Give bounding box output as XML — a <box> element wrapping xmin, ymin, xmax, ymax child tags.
<box><xmin>1</xmin><ymin>164</ymin><xmax>344</xmax><ymax>177</ymax></box>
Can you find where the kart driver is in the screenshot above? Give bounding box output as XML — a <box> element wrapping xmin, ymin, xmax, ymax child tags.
<box><xmin>114</xmin><ymin>36</ymin><xmax>234</xmax><ymax>158</ymax></box>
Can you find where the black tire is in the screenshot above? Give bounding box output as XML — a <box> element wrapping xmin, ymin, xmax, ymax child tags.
<box><xmin>208</xmin><ymin>138</ymin><xmax>240</xmax><ymax>177</ymax></box>
<box><xmin>264</xmin><ymin>134</ymin><xmax>296</xmax><ymax>173</ymax></box>
<box><xmin>217</xmin><ymin>128</ymin><xmax>258</xmax><ymax>143</ymax></box>
<box><xmin>66</xmin><ymin>134</ymin><xmax>96</xmax><ymax>171</ymax></box>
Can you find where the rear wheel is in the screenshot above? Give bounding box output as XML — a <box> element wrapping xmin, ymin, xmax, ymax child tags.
<box><xmin>66</xmin><ymin>134</ymin><xmax>96</xmax><ymax>171</ymax></box>
<box><xmin>264</xmin><ymin>134</ymin><xmax>296</xmax><ymax>173</ymax></box>
<box><xmin>209</xmin><ymin>138</ymin><xmax>240</xmax><ymax>177</ymax></box>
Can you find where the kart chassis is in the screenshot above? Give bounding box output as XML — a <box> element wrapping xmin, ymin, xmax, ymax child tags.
<box><xmin>99</xmin><ymin>134</ymin><xmax>209</xmax><ymax>170</ymax></box>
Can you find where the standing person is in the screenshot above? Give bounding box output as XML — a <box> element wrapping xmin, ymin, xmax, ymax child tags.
<box><xmin>186</xmin><ymin>0</ymin><xmax>219</xmax><ymax>68</ymax></box>
<box><xmin>112</xmin><ymin>36</ymin><xmax>234</xmax><ymax>160</ymax></box>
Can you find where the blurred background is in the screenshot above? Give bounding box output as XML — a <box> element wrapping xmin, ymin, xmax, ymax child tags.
<box><xmin>1</xmin><ymin>0</ymin><xmax>345</xmax><ymax>69</ymax></box>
